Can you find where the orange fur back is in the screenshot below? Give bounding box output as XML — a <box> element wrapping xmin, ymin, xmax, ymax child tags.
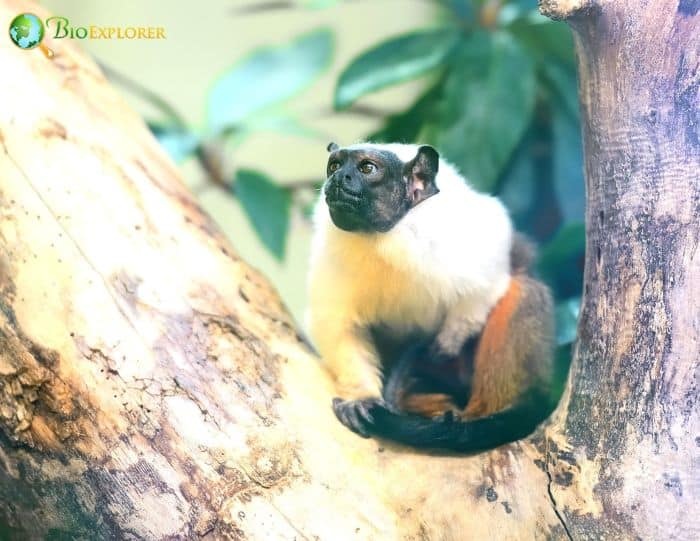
<box><xmin>464</xmin><ymin>278</ymin><xmax>523</xmax><ymax>418</ymax></box>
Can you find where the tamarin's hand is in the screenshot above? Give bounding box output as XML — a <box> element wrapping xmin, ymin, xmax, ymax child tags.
<box><xmin>331</xmin><ymin>397</ymin><xmax>386</xmax><ymax>438</ymax></box>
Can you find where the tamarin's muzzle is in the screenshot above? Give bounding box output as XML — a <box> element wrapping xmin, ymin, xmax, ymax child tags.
<box><xmin>325</xmin><ymin>178</ymin><xmax>368</xmax><ymax>232</ymax></box>
<box><xmin>325</xmin><ymin>177</ymin><xmax>363</xmax><ymax>211</ymax></box>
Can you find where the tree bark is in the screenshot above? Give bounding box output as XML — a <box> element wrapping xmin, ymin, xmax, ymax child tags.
<box><xmin>539</xmin><ymin>0</ymin><xmax>700</xmax><ymax>538</ymax></box>
<box><xmin>0</xmin><ymin>0</ymin><xmax>697</xmax><ymax>539</ymax></box>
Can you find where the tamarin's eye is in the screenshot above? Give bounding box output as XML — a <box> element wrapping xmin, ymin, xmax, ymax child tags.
<box><xmin>328</xmin><ymin>161</ymin><xmax>340</xmax><ymax>173</ymax></box>
<box><xmin>359</xmin><ymin>161</ymin><xmax>376</xmax><ymax>174</ymax></box>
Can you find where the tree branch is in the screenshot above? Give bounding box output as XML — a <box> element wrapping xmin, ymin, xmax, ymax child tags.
<box><xmin>538</xmin><ymin>0</ymin><xmax>593</xmax><ymax>20</ymax></box>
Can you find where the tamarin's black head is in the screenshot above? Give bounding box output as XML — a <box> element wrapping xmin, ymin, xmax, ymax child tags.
<box><xmin>323</xmin><ymin>142</ymin><xmax>440</xmax><ymax>233</ymax></box>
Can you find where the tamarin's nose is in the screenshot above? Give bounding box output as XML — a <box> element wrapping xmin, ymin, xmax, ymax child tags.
<box><xmin>341</xmin><ymin>175</ymin><xmax>362</xmax><ymax>197</ymax></box>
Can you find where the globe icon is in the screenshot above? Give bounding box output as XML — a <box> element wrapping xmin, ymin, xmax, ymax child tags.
<box><xmin>9</xmin><ymin>13</ymin><xmax>44</xmax><ymax>50</ymax></box>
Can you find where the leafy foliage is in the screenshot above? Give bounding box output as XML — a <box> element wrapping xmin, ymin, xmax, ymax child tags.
<box><xmin>149</xmin><ymin>124</ymin><xmax>199</xmax><ymax>163</ymax></box>
<box><xmin>334</xmin><ymin>29</ymin><xmax>459</xmax><ymax>110</ymax></box>
<box><xmin>208</xmin><ymin>29</ymin><xmax>333</xmax><ymax>135</ymax></box>
<box><xmin>139</xmin><ymin>1</ymin><xmax>584</xmax><ymax>358</ymax></box>
<box><xmin>426</xmin><ymin>30</ymin><xmax>536</xmax><ymax>191</ymax></box>
<box><xmin>334</xmin><ymin>1</ymin><xmax>585</xmax><ymax>377</ymax></box>
<box><xmin>141</xmin><ymin>28</ymin><xmax>334</xmax><ymax>261</ymax></box>
<box><xmin>235</xmin><ymin>170</ymin><xmax>292</xmax><ymax>260</ymax></box>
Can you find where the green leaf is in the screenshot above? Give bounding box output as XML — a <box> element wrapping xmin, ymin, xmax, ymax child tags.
<box><xmin>536</xmin><ymin>222</ymin><xmax>585</xmax><ymax>298</ymax></box>
<box><xmin>334</xmin><ymin>29</ymin><xmax>459</xmax><ymax>110</ymax></box>
<box><xmin>504</xmin><ymin>0</ymin><xmax>540</xmax><ymax>8</ymax></box>
<box><xmin>497</xmin><ymin>1</ymin><xmax>539</xmax><ymax>26</ymax></box>
<box><xmin>555</xmin><ymin>297</ymin><xmax>581</xmax><ymax>346</ymax></box>
<box><xmin>148</xmin><ymin>124</ymin><xmax>199</xmax><ymax>163</ymax></box>
<box><xmin>430</xmin><ymin>31</ymin><xmax>536</xmax><ymax>192</ymax></box>
<box><xmin>537</xmin><ymin>222</ymin><xmax>585</xmax><ymax>269</ymax></box>
<box><xmin>539</xmin><ymin>60</ymin><xmax>585</xmax><ymax>225</ymax></box>
<box><xmin>541</xmin><ymin>61</ymin><xmax>579</xmax><ymax>118</ymax></box>
<box><xmin>235</xmin><ymin>170</ymin><xmax>292</xmax><ymax>260</ymax></box>
<box><xmin>446</xmin><ymin>0</ymin><xmax>475</xmax><ymax>22</ymax></box>
<box><xmin>235</xmin><ymin>115</ymin><xmax>324</xmax><ymax>139</ymax></box>
<box><xmin>369</xmin><ymin>82</ymin><xmax>443</xmax><ymax>143</ymax></box>
<box><xmin>509</xmin><ymin>16</ymin><xmax>575</xmax><ymax>66</ymax></box>
<box><xmin>551</xmin><ymin>96</ymin><xmax>585</xmax><ymax>225</ymax></box>
<box><xmin>496</xmin><ymin>126</ymin><xmax>537</xmax><ymax>221</ymax></box>
<box><xmin>301</xmin><ymin>197</ymin><xmax>317</xmax><ymax>220</ymax></box>
<box><xmin>208</xmin><ymin>29</ymin><xmax>333</xmax><ymax>134</ymax></box>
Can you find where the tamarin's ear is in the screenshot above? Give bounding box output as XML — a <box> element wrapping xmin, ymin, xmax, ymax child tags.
<box><xmin>407</xmin><ymin>145</ymin><xmax>440</xmax><ymax>206</ymax></box>
<box><xmin>327</xmin><ymin>142</ymin><xmax>340</xmax><ymax>152</ymax></box>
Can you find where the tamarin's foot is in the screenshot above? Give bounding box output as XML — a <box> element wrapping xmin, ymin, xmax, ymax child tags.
<box><xmin>332</xmin><ymin>397</ymin><xmax>385</xmax><ymax>438</ymax></box>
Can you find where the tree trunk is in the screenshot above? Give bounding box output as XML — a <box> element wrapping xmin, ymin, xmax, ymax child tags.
<box><xmin>538</xmin><ymin>0</ymin><xmax>700</xmax><ymax>538</ymax></box>
<box><xmin>0</xmin><ymin>0</ymin><xmax>697</xmax><ymax>539</ymax></box>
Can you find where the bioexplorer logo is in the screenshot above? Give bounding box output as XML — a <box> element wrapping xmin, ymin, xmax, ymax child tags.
<box><xmin>8</xmin><ymin>13</ymin><xmax>51</xmax><ymax>57</ymax></box>
<box><xmin>9</xmin><ymin>13</ymin><xmax>166</xmax><ymax>59</ymax></box>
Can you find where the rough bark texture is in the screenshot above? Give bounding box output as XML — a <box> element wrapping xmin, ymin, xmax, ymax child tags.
<box><xmin>0</xmin><ymin>0</ymin><xmax>697</xmax><ymax>539</ymax></box>
<box><xmin>542</xmin><ymin>0</ymin><xmax>700</xmax><ymax>538</ymax></box>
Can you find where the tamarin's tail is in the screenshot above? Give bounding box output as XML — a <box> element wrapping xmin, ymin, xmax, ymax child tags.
<box><xmin>363</xmin><ymin>391</ymin><xmax>550</xmax><ymax>453</ymax></box>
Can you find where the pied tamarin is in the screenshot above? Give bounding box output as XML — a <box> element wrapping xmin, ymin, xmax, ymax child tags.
<box><xmin>306</xmin><ymin>142</ymin><xmax>554</xmax><ymax>452</ymax></box>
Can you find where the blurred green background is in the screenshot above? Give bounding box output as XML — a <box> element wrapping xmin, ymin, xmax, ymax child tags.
<box><xmin>43</xmin><ymin>0</ymin><xmax>584</xmax><ymax>396</ymax></box>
